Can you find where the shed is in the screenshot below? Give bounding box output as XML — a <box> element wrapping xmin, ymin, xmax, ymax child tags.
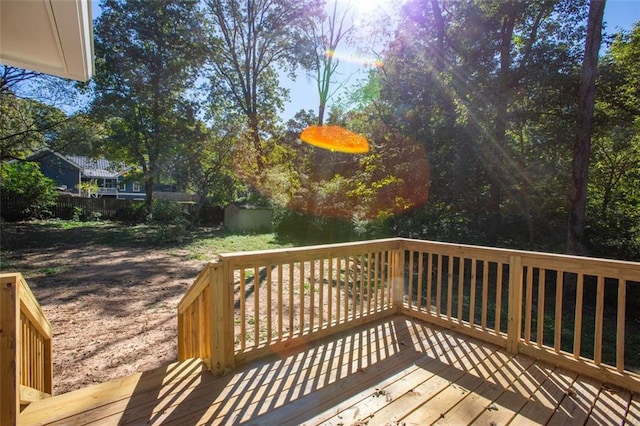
<box><xmin>224</xmin><ymin>203</ymin><xmax>273</xmax><ymax>233</ymax></box>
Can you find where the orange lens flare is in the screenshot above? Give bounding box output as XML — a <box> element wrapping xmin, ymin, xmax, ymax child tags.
<box><xmin>300</xmin><ymin>125</ymin><xmax>370</xmax><ymax>154</ymax></box>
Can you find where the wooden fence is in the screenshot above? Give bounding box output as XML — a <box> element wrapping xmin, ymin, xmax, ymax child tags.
<box><xmin>53</xmin><ymin>196</ymin><xmax>136</xmax><ymax>220</ymax></box>
<box><xmin>178</xmin><ymin>237</ymin><xmax>640</xmax><ymax>393</ymax></box>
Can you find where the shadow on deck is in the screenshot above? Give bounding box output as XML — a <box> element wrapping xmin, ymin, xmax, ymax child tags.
<box><xmin>20</xmin><ymin>315</ymin><xmax>640</xmax><ymax>425</ymax></box>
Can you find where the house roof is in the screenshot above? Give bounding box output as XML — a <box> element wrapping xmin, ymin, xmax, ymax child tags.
<box><xmin>27</xmin><ymin>149</ymin><xmax>130</xmax><ymax>179</ymax></box>
<box><xmin>65</xmin><ymin>155</ymin><xmax>128</xmax><ymax>179</ymax></box>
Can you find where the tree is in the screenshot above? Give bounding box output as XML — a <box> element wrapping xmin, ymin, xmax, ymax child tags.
<box><xmin>91</xmin><ymin>0</ymin><xmax>207</xmax><ymax>214</ymax></box>
<box><xmin>308</xmin><ymin>1</ymin><xmax>354</xmax><ymax>125</ymax></box>
<box><xmin>174</xmin><ymin>116</ymin><xmax>242</xmax><ymax>224</ymax></box>
<box><xmin>587</xmin><ymin>23</ymin><xmax>640</xmax><ymax>259</ymax></box>
<box><xmin>203</xmin><ymin>0</ymin><xmax>323</xmax><ymax>174</ymax></box>
<box><xmin>1</xmin><ymin>64</ymin><xmax>100</xmax><ymax>161</ymax></box>
<box><xmin>567</xmin><ymin>0</ymin><xmax>606</xmax><ymax>255</ymax></box>
<box><xmin>0</xmin><ymin>161</ymin><xmax>57</xmax><ymax>221</ymax></box>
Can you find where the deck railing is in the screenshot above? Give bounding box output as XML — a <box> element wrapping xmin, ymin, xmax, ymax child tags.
<box><xmin>178</xmin><ymin>238</ymin><xmax>404</xmax><ymax>373</ymax></box>
<box><xmin>0</xmin><ymin>273</ymin><xmax>53</xmax><ymax>425</ymax></box>
<box><xmin>399</xmin><ymin>238</ymin><xmax>640</xmax><ymax>393</ymax></box>
<box><xmin>179</xmin><ymin>237</ymin><xmax>640</xmax><ymax>392</ymax></box>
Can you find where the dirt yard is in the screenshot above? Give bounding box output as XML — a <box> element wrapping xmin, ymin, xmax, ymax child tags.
<box><xmin>0</xmin><ymin>222</ymin><xmax>218</xmax><ymax>395</ymax></box>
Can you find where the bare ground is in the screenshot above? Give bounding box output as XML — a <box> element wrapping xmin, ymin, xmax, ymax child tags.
<box><xmin>1</xmin><ymin>225</ymin><xmax>212</xmax><ymax>395</ymax></box>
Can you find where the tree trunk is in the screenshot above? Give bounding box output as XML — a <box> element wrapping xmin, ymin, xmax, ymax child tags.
<box><xmin>145</xmin><ymin>175</ymin><xmax>154</xmax><ymax>218</ymax></box>
<box><xmin>248</xmin><ymin>112</ymin><xmax>264</xmax><ymax>174</ymax></box>
<box><xmin>567</xmin><ymin>0</ymin><xmax>606</xmax><ymax>255</ymax></box>
<box><xmin>488</xmin><ymin>3</ymin><xmax>517</xmax><ymax>245</ymax></box>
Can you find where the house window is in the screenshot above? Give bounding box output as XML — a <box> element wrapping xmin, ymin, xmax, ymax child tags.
<box><xmin>133</xmin><ymin>182</ymin><xmax>140</xmax><ymax>192</ymax></box>
<box><xmin>118</xmin><ymin>182</ymin><xmax>126</xmax><ymax>191</ymax></box>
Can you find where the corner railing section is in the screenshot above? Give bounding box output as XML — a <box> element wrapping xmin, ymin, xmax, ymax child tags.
<box><xmin>398</xmin><ymin>238</ymin><xmax>640</xmax><ymax>393</ymax></box>
<box><xmin>1</xmin><ymin>273</ymin><xmax>53</xmax><ymax>425</ymax></box>
<box><xmin>178</xmin><ymin>237</ymin><xmax>640</xmax><ymax>392</ymax></box>
<box><xmin>177</xmin><ymin>238</ymin><xmax>404</xmax><ymax>374</ymax></box>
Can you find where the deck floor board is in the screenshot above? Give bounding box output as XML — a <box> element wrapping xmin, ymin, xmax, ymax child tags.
<box><xmin>20</xmin><ymin>315</ymin><xmax>636</xmax><ymax>425</ymax></box>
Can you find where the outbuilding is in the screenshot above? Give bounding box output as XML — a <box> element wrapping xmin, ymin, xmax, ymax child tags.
<box><xmin>224</xmin><ymin>203</ymin><xmax>273</xmax><ymax>233</ymax></box>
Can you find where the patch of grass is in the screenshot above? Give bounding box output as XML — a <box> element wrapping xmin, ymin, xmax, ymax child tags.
<box><xmin>42</xmin><ymin>266</ymin><xmax>69</xmax><ymax>276</ymax></box>
<box><xmin>0</xmin><ymin>219</ymin><xmax>293</xmax><ymax>260</ymax></box>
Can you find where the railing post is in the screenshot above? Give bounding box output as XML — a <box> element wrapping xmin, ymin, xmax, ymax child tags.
<box><xmin>392</xmin><ymin>247</ymin><xmax>406</xmax><ymax>312</ymax></box>
<box><xmin>209</xmin><ymin>262</ymin><xmax>235</xmax><ymax>375</ymax></box>
<box><xmin>1</xmin><ymin>274</ymin><xmax>20</xmax><ymax>425</ymax></box>
<box><xmin>507</xmin><ymin>255</ymin><xmax>523</xmax><ymax>354</ymax></box>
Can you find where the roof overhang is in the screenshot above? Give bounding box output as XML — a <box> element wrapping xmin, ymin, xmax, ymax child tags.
<box><xmin>0</xmin><ymin>0</ymin><xmax>94</xmax><ymax>81</ymax></box>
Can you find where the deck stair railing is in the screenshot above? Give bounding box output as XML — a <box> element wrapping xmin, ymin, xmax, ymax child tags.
<box><xmin>179</xmin><ymin>237</ymin><xmax>640</xmax><ymax>393</ymax></box>
<box><xmin>0</xmin><ymin>273</ymin><xmax>53</xmax><ymax>425</ymax></box>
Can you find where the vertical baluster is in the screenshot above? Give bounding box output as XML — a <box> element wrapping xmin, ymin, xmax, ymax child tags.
<box><xmin>266</xmin><ymin>265</ymin><xmax>272</xmax><ymax>343</ymax></box>
<box><xmin>458</xmin><ymin>258</ymin><xmax>465</xmax><ymax>324</ymax></box>
<box><xmin>328</xmin><ymin>258</ymin><xmax>333</xmax><ymax>325</ymax></box>
<box><xmin>495</xmin><ymin>262</ymin><xmax>504</xmax><ymax>334</ymax></box>
<box><xmin>352</xmin><ymin>257</ymin><xmax>358</xmax><ymax>318</ymax></box>
<box><xmin>373</xmin><ymin>252</ymin><xmax>380</xmax><ymax>311</ymax></box>
<box><xmin>359</xmin><ymin>255</ymin><xmax>365</xmax><ymax>317</ymax></box>
<box><xmin>278</xmin><ymin>264</ymin><xmax>283</xmax><ymax>340</ymax></box>
<box><xmin>524</xmin><ymin>266</ymin><xmax>534</xmax><ymax>343</ymax></box>
<box><xmin>319</xmin><ymin>258</ymin><xmax>325</xmax><ymax>329</ymax></box>
<box><xmin>367</xmin><ymin>253</ymin><xmax>373</xmax><ymax>315</ymax></box>
<box><xmin>574</xmin><ymin>272</ymin><xmax>584</xmax><ymax>359</ymax></box>
<box><xmin>447</xmin><ymin>256</ymin><xmax>454</xmax><ymax>321</ymax></box>
<box><xmin>416</xmin><ymin>252</ymin><xmax>424</xmax><ymax>311</ymax></box>
<box><xmin>537</xmin><ymin>269</ymin><xmax>546</xmax><ymax>347</ymax></box>
<box><xmin>469</xmin><ymin>259</ymin><xmax>477</xmax><ymax>326</ymax></box>
<box><xmin>254</xmin><ymin>266</ymin><xmax>260</xmax><ymax>345</ymax></box>
<box><xmin>617</xmin><ymin>279</ymin><xmax>626</xmax><ymax>372</ymax></box>
<box><xmin>300</xmin><ymin>261</ymin><xmax>305</xmax><ymax>334</ymax></box>
<box><xmin>481</xmin><ymin>260</ymin><xmax>489</xmax><ymax>330</ymax></box>
<box><xmin>408</xmin><ymin>250</ymin><xmax>414</xmax><ymax>310</ymax></box>
<box><xmin>336</xmin><ymin>257</ymin><xmax>342</xmax><ymax>323</ymax></box>
<box><xmin>436</xmin><ymin>255</ymin><xmax>443</xmax><ymax>316</ymax></box>
<box><xmin>310</xmin><ymin>261</ymin><xmax>316</xmax><ymax>330</ymax></box>
<box><xmin>594</xmin><ymin>275</ymin><xmax>604</xmax><ymax>365</ymax></box>
<box><xmin>289</xmin><ymin>263</ymin><xmax>294</xmax><ymax>338</ymax></box>
<box><xmin>554</xmin><ymin>271</ymin><xmax>564</xmax><ymax>353</ymax></box>
<box><xmin>240</xmin><ymin>269</ymin><xmax>246</xmax><ymax>350</ymax></box>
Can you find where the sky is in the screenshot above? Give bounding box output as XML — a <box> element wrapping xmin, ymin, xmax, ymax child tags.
<box><xmin>90</xmin><ymin>0</ymin><xmax>640</xmax><ymax>121</ymax></box>
<box><xmin>281</xmin><ymin>0</ymin><xmax>640</xmax><ymax>119</ymax></box>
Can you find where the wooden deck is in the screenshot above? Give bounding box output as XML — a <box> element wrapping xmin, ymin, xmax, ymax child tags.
<box><xmin>20</xmin><ymin>315</ymin><xmax>640</xmax><ymax>425</ymax></box>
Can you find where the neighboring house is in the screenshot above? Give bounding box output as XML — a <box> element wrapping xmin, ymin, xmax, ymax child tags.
<box><xmin>224</xmin><ymin>203</ymin><xmax>273</xmax><ymax>233</ymax></box>
<box><xmin>27</xmin><ymin>149</ymin><xmax>145</xmax><ymax>200</ymax></box>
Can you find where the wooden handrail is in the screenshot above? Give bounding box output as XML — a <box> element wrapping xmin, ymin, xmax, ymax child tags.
<box><xmin>178</xmin><ymin>237</ymin><xmax>640</xmax><ymax>392</ymax></box>
<box><xmin>1</xmin><ymin>273</ymin><xmax>53</xmax><ymax>425</ymax></box>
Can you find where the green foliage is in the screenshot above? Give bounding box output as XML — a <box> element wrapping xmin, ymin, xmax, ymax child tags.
<box><xmin>92</xmin><ymin>0</ymin><xmax>208</xmax><ymax>212</ymax></box>
<box><xmin>272</xmin><ymin>206</ymin><xmax>392</xmax><ymax>245</ymax></box>
<box><xmin>0</xmin><ymin>162</ymin><xmax>57</xmax><ymax>221</ymax></box>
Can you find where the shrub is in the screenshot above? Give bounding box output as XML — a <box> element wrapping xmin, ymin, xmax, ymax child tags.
<box><xmin>0</xmin><ymin>162</ymin><xmax>57</xmax><ymax>221</ymax></box>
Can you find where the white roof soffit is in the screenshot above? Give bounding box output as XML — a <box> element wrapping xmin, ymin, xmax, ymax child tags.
<box><xmin>0</xmin><ymin>0</ymin><xmax>94</xmax><ymax>81</ymax></box>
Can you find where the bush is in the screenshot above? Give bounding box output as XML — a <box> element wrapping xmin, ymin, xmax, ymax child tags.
<box><xmin>272</xmin><ymin>206</ymin><xmax>392</xmax><ymax>244</ymax></box>
<box><xmin>113</xmin><ymin>201</ymin><xmax>147</xmax><ymax>223</ymax></box>
<box><xmin>148</xmin><ymin>200</ymin><xmax>192</xmax><ymax>244</ymax></box>
<box><xmin>0</xmin><ymin>162</ymin><xmax>57</xmax><ymax>221</ymax></box>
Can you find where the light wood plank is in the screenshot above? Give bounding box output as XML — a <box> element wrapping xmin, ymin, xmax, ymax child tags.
<box><xmin>431</xmin><ymin>353</ymin><xmax>536</xmax><ymax>425</ymax></box>
<box><xmin>585</xmin><ymin>384</ymin><xmax>631</xmax><ymax>426</ymax></box>
<box><xmin>472</xmin><ymin>361</ymin><xmax>554</xmax><ymax>425</ymax></box>
<box><xmin>19</xmin><ymin>358</ymin><xmax>208</xmax><ymax>425</ymax></box>
<box><xmin>510</xmin><ymin>367</ymin><xmax>578</xmax><ymax>425</ymax></box>
<box><xmin>398</xmin><ymin>348</ymin><xmax>512</xmax><ymax>425</ymax></box>
<box><xmin>365</xmin><ymin>340</ymin><xmax>502</xmax><ymax>424</ymax></box>
<box><xmin>546</xmin><ymin>374</ymin><xmax>601</xmax><ymax>425</ymax></box>
<box><xmin>626</xmin><ymin>393</ymin><xmax>640</xmax><ymax>425</ymax></box>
